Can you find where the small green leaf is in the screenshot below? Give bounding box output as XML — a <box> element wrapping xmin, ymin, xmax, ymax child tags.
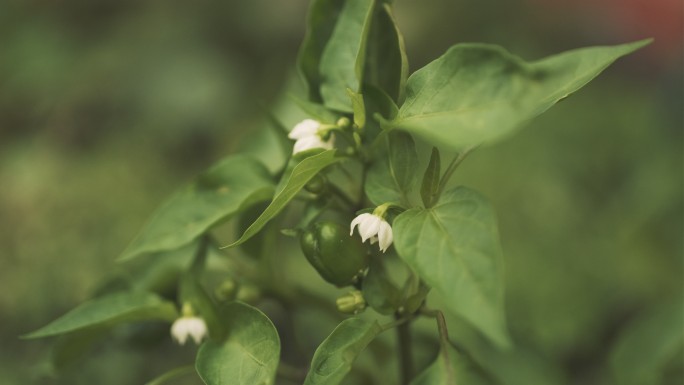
<box><xmin>364</xmin><ymin>131</ymin><xmax>418</xmax><ymax>206</ymax></box>
<box><xmin>179</xmin><ymin>273</ymin><xmax>222</xmax><ymax>340</ymax></box>
<box><xmin>304</xmin><ymin>318</ymin><xmax>382</xmax><ymax>385</ymax></box>
<box><xmin>362</xmin><ymin>258</ymin><xmax>402</xmax><ymax>315</ymax></box>
<box><xmin>610</xmin><ymin>300</ymin><xmax>684</xmax><ymax>385</ymax></box>
<box><xmin>119</xmin><ymin>155</ymin><xmax>274</xmax><ymax>261</ymax></box>
<box><xmin>297</xmin><ymin>0</ymin><xmax>347</xmax><ymax>102</ymax></box>
<box><xmin>228</xmin><ymin>150</ymin><xmax>342</xmax><ymax>248</ymax></box>
<box><xmin>347</xmin><ymin>89</ymin><xmax>366</xmax><ymax>128</ymax></box>
<box><xmin>388</xmin><ymin>131</ymin><xmax>418</xmax><ymax>194</ymax></box>
<box><xmin>390</xmin><ymin>40</ymin><xmax>651</xmax><ymax>150</ymax></box>
<box><xmin>363</xmin><ymin>3</ymin><xmax>408</xmax><ymax>103</ymax></box>
<box><xmin>196</xmin><ymin>302</ymin><xmax>280</xmax><ymax>385</ymax></box>
<box><xmin>420</xmin><ymin>147</ymin><xmax>441</xmax><ymax>208</ymax></box>
<box><xmin>393</xmin><ymin>187</ymin><xmax>510</xmax><ymax>347</ymax></box>
<box><xmin>410</xmin><ymin>345</ymin><xmax>493</xmax><ymax>385</ymax></box>
<box><xmin>24</xmin><ymin>291</ymin><xmax>178</xmax><ymax>339</ymax></box>
<box><xmin>319</xmin><ymin>0</ymin><xmax>376</xmax><ymax>111</ymax></box>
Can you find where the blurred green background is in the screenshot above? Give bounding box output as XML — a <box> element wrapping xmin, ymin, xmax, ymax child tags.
<box><xmin>1</xmin><ymin>0</ymin><xmax>681</xmax><ymax>384</ymax></box>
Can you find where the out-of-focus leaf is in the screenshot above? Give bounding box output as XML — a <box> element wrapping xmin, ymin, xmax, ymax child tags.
<box><xmin>119</xmin><ymin>155</ymin><xmax>274</xmax><ymax>261</ymax></box>
<box><xmin>411</xmin><ymin>345</ymin><xmax>493</xmax><ymax>385</ymax></box>
<box><xmin>362</xmin><ymin>258</ymin><xmax>401</xmax><ymax>315</ymax></box>
<box><xmin>304</xmin><ymin>318</ymin><xmax>382</xmax><ymax>385</ymax></box>
<box><xmin>393</xmin><ymin>187</ymin><xmax>510</xmax><ymax>347</ymax></box>
<box><xmin>389</xmin><ymin>40</ymin><xmax>651</xmax><ymax>150</ymax></box>
<box><xmin>24</xmin><ymin>291</ymin><xmax>178</xmax><ymax>338</ymax></box>
<box><xmin>145</xmin><ymin>366</ymin><xmax>197</xmax><ymax>385</ymax></box>
<box><xmin>196</xmin><ymin>302</ymin><xmax>280</xmax><ymax>385</ymax></box>
<box><xmin>610</xmin><ymin>300</ymin><xmax>684</xmax><ymax>385</ymax></box>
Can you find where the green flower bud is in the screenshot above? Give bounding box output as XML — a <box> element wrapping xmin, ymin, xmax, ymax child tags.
<box><xmin>336</xmin><ymin>290</ymin><xmax>366</xmax><ymax>314</ymax></box>
<box><xmin>214</xmin><ymin>279</ymin><xmax>238</xmax><ymax>302</ymax></box>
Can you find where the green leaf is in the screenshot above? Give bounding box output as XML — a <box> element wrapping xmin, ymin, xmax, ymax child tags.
<box><xmin>393</xmin><ymin>187</ymin><xmax>510</xmax><ymax>347</ymax></box>
<box><xmin>290</xmin><ymin>95</ymin><xmax>339</xmax><ymax>124</ymax></box>
<box><xmin>410</xmin><ymin>345</ymin><xmax>493</xmax><ymax>385</ymax></box>
<box><xmin>319</xmin><ymin>0</ymin><xmax>376</xmax><ymax>111</ymax></box>
<box><xmin>347</xmin><ymin>88</ymin><xmax>366</xmax><ymax>128</ymax></box>
<box><xmin>119</xmin><ymin>155</ymin><xmax>274</xmax><ymax>261</ymax></box>
<box><xmin>145</xmin><ymin>366</ymin><xmax>197</xmax><ymax>385</ymax></box>
<box><xmin>228</xmin><ymin>150</ymin><xmax>342</xmax><ymax>248</ymax></box>
<box><xmin>610</xmin><ymin>300</ymin><xmax>684</xmax><ymax>385</ymax></box>
<box><xmin>24</xmin><ymin>291</ymin><xmax>178</xmax><ymax>338</ymax></box>
<box><xmin>196</xmin><ymin>302</ymin><xmax>280</xmax><ymax>385</ymax></box>
<box><xmin>364</xmin><ymin>131</ymin><xmax>418</xmax><ymax>206</ymax></box>
<box><xmin>363</xmin><ymin>3</ymin><xmax>408</xmax><ymax>103</ymax></box>
<box><xmin>304</xmin><ymin>318</ymin><xmax>382</xmax><ymax>385</ymax></box>
<box><xmin>421</xmin><ymin>147</ymin><xmax>441</xmax><ymax>208</ymax></box>
<box><xmin>297</xmin><ymin>0</ymin><xmax>346</xmax><ymax>102</ymax></box>
<box><xmin>389</xmin><ymin>40</ymin><xmax>651</xmax><ymax>150</ymax></box>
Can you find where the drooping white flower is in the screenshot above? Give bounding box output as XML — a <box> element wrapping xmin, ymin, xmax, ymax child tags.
<box><xmin>288</xmin><ymin>119</ymin><xmax>335</xmax><ymax>155</ymax></box>
<box><xmin>171</xmin><ymin>303</ymin><xmax>208</xmax><ymax>345</ymax></box>
<box><xmin>288</xmin><ymin>119</ymin><xmax>321</xmax><ymax>140</ymax></box>
<box><xmin>350</xmin><ymin>212</ymin><xmax>393</xmax><ymax>253</ymax></box>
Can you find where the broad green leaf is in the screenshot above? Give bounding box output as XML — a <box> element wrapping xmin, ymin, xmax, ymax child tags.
<box><xmin>196</xmin><ymin>302</ymin><xmax>280</xmax><ymax>385</ymax></box>
<box><xmin>393</xmin><ymin>187</ymin><xmax>510</xmax><ymax>347</ymax></box>
<box><xmin>319</xmin><ymin>0</ymin><xmax>376</xmax><ymax>111</ymax></box>
<box><xmin>421</xmin><ymin>147</ymin><xmax>441</xmax><ymax>208</ymax></box>
<box><xmin>145</xmin><ymin>366</ymin><xmax>197</xmax><ymax>385</ymax></box>
<box><xmin>365</xmin><ymin>131</ymin><xmax>417</xmax><ymax>206</ymax></box>
<box><xmin>228</xmin><ymin>150</ymin><xmax>342</xmax><ymax>247</ymax></box>
<box><xmin>363</xmin><ymin>3</ymin><xmax>408</xmax><ymax>103</ymax></box>
<box><xmin>410</xmin><ymin>345</ymin><xmax>493</xmax><ymax>385</ymax></box>
<box><xmin>297</xmin><ymin>0</ymin><xmax>346</xmax><ymax>102</ymax></box>
<box><xmin>363</xmin><ymin>85</ymin><xmax>399</xmax><ymax>139</ymax></box>
<box><xmin>24</xmin><ymin>291</ymin><xmax>178</xmax><ymax>338</ymax></box>
<box><xmin>304</xmin><ymin>318</ymin><xmax>382</xmax><ymax>385</ymax></box>
<box><xmin>610</xmin><ymin>300</ymin><xmax>684</xmax><ymax>385</ymax></box>
<box><xmin>389</xmin><ymin>40</ymin><xmax>651</xmax><ymax>150</ymax></box>
<box><xmin>119</xmin><ymin>155</ymin><xmax>274</xmax><ymax>261</ymax></box>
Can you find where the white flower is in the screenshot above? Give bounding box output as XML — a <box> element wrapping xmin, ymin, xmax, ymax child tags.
<box><xmin>350</xmin><ymin>212</ymin><xmax>393</xmax><ymax>253</ymax></box>
<box><xmin>171</xmin><ymin>315</ymin><xmax>208</xmax><ymax>345</ymax></box>
<box><xmin>288</xmin><ymin>119</ymin><xmax>335</xmax><ymax>155</ymax></box>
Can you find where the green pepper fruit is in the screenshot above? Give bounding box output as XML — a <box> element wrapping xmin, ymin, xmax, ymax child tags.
<box><xmin>300</xmin><ymin>221</ymin><xmax>369</xmax><ymax>287</ymax></box>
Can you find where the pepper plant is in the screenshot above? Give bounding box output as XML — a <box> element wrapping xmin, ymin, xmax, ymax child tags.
<box><xmin>26</xmin><ymin>0</ymin><xmax>649</xmax><ymax>384</ymax></box>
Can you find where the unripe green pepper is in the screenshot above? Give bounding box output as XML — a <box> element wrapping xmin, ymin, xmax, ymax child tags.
<box><xmin>300</xmin><ymin>221</ymin><xmax>369</xmax><ymax>287</ymax></box>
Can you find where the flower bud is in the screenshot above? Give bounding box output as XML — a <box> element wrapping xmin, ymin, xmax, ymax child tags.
<box><xmin>336</xmin><ymin>290</ymin><xmax>366</xmax><ymax>314</ymax></box>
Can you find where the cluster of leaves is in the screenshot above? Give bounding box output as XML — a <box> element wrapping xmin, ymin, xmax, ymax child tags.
<box><xmin>26</xmin><ymin>0</ymin><xmax>648</xmax><ymax>384</ymax></box>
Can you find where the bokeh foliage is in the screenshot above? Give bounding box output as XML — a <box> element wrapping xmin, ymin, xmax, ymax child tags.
<box><xmin>1</xmin><ymin>0</ymin><xmax>681</xmax><ymax>384</ymax></box>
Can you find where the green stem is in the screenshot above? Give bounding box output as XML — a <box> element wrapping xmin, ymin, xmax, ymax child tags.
<box><xmin>395</xmin><ymin>315</ymin><xmax>414</xmax><ymax>385</ymax></box>
<box><xmin>436</xmin><ymin>145</ymin><xmax>477</xmax><ymax>198</ymax></box>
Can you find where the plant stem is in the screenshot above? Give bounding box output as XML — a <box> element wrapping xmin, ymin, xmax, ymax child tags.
<box><xmin>436</xmin><ymin>145</ymin><xmax>477</xmax><ymax>198</ymax></box>
<box><xmin>395</xmin><ymin>315</ymin><xmax>414</xmax><ymax>385</ymax></box>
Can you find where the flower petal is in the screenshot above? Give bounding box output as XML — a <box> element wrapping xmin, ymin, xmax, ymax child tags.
<box><xmin>288</xmin><ymin>119</ymin><xmax>320</xmax><ymax>139</ymax></box>
<box><xmin>293</xmin><ymin>136</ymin><xmax>324</xmax><ymax>154</ymax></box>
<box><xmin>358</xmin><ymin>214</ymin><xmax>381</xmax><ymax>243</ymax></box>
<box><xmin>171</xmin><ymin>318</ymin><xmax>189</xmax><ymax>345</ymax></box>
<box><xmin>350</xmin><ymin>214</ymin><xmax>367</xmax><ymax>236</ymax></box>
<box><xmin>377</xmin><ymin>220</ymin><xmax>393</xmax><ymax>253</ymax></box>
